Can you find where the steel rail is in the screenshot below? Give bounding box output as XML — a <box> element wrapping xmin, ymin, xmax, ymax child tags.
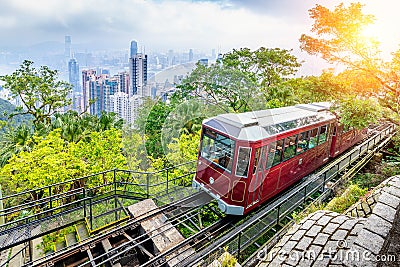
<box><xmin>24</xmin><ymin>191</ymin><xmax>207</xmax><ymax>267</ymax></box>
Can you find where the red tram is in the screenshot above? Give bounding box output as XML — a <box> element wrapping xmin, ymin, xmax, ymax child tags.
<box><xmin>192</xmin><ymin>103</ymin><xmax>366</xmax><ymax>215</ymax></box>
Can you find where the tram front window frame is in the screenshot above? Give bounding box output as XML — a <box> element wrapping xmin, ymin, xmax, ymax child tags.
<box><xmin>200</xmin><ymin>128</ymin><xmax>236</xmax><ymax>173</ymax></box>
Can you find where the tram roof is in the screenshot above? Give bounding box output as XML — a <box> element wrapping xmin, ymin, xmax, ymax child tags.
<box><xmin>203</xmin><ymin>102</ymin><xmax>336</xmax><ymax>141</ymax></box>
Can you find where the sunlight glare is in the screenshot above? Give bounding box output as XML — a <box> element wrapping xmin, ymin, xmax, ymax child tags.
<box><xmin>361</xmin><ymin>24</ymin><xmax>380</xmax><ymax>40</ymax></box>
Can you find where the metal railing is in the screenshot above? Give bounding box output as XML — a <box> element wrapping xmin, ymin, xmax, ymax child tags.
<box><xmin>0</xmin><ymin>160</ymin><xmax>196</xmax><ymax>251</ymax></box>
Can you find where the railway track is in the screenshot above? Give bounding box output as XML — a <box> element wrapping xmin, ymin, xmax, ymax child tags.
<box><xmin>0</xmin><ymin>123</ymin><xmax>395</xmax><ymax>267</ymax></box>
<box><xmin>19</xmin><ymin>191</ymin><xmax>214</xmax><ymax>266</ymax></box>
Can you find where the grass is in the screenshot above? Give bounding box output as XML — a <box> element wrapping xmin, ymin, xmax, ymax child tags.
<box><xmin>324</xmin><ymin>184</ymin><xmax>368</xmax><ymax>213</ymax></box>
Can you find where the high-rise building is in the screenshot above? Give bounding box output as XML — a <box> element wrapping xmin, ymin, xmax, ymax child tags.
<box><xmin>189</xmin><ymin>49</ymin><xmax>194</xmax><ymax>62</ymax></box>
<box><xmin>117</xmin><ymin>72</ymin><xmax>130</xmax><ymax>94</ymax></box>
<box><xmin>130</xmin><ymin>40</ymin><xmax>138</xmax><ymax>58</ymax></box>
<box><xmin>68</xmin><ymin>58</ymin><xmax>80</xmax><ymax>92</ymax></box>
<box><xmin>82</xmin><ymin>69</ymin><xmax>96</xmax><ymax>113</ymax></box>
<box><xmin>65</xmin><ymin>36</ymin><xmax>71</xmax><ymax>59</ymax></box>
<box><xmin>109</xmin><ymin>91</ymin><xmax>130</xmax><ymax>123</ymax></box>
<box><xmin>129</xmin><ymin>41</ymin><xmax>147</xmax><ymax>96</ymax></box>
<box><xmin>82</xmin><ymin>70</ymin><xmax>131</xmax><ymax>116</ymax></box>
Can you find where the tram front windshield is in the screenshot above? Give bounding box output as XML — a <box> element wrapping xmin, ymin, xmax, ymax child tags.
<box><xmin>200</xmin><ymin>128</ymin><xmax>235</xmax><ymax>172</ymax></box>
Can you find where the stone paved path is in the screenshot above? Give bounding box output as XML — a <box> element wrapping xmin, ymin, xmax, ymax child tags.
<box><xmin>257</xmin><ymin>175</ymin><xmax>400</xmax><ymax>267</ymax></box>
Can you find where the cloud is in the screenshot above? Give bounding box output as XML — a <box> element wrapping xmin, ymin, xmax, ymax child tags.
<box><xmin>0</xmin><ymin>0</ymin><xmax>399</xmax><ymax>70</ymax></box>
<box><xmin>0</xmin><ymin>0</ymin><xmax>313</xmax><ymax>52</ymax></box>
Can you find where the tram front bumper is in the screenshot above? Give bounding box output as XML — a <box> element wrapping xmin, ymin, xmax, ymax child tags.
<box><xmin>192</xmin><ymin>180</ymin><xmax>244</xmax><ymax>215</ymax></box>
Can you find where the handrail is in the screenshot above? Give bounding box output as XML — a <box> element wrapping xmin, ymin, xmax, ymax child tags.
<box><xmin>0</xmin><ymin>242</ymin><xmax>28</xmax><ymax>267</ymax></box>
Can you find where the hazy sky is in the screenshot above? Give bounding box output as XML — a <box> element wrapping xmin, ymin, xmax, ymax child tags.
<box><xmin>0</xmin><ymin>0</ymin><xmax>399</xmax><ymax>73</ymax></box>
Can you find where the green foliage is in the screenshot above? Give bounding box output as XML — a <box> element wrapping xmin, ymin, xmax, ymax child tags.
<box><xmin>0</xmin><ymin>128</ymin><xmax>126</xmax><ymax>202</ymax></box>
<box><xmin>0</xmin><ymin>129</ymin><xmax>85</xmax><ymax>199</ymax></box>
<box><xmin>135</xmin><ymin>98</ymin><xmax>173</xmax><ymax>158</ymax></box>
<box><xmin>43</xmin><ymin>111</ymin><xmax>123</xmax><ymax>143</ymax></box>
<box><xmin>0</xmin><ymin>98</ymin><xmax>33</xmax><ymax>129</ymax></box>
<box><xmin>221</xmin><ymin>247</ymin><xmax>238</xmax><ymax>267</ymax></box>
<box><xmin>325</xmin><ymin>184</ymin><xmax>368</xmax><ymax>213</ymax></box>
<box><xmin>122</xmin><ymin>126</ymin><xmax>148</xmax><ymax>170</ymax></box>
<box><xmin>292</xmin><ymin>202</ymin><xmax>326</xmax><ymax>223</ymax></box>
<box><xmin>0</xmin><ymin>123</ymin><xmax>34</xmax><ymax>167</ymax></box>
<box><xmin>176</xmin><ymin>47</ymin><xmax>301</xmax><ymax>113</ymax></box>
<box><xmin>291</xmin><ymin>72</ymin><xmax>347</xmax><ymax>103</ymax></box>
<box><xmin>333</xmin><ymin>97</ymin><xmax>381</xmax><ymax>129</ymax></box>
<box><xmin>71</xmin><ymin>128</ymin><xmax>127</xmax><ymax>184</ymax></box>
<box><xmin>387</xmin><ymin>130</ymin><xmax>400</xmax><ymax>159</ymax></box>
<box><xmin>162</xmin><ymin>100</ymin><xmax>206</xmax><ymax>155</ymax></box>
<box><xmin>39</xmin><ymin>225</ymin><xmax>75</xmax><ymax>254</ymax></box>
<box><xmin>0</xmin><ymin>60</ymin><xmax>72</xmax><ymax>127</ymax></box>
<box><xmin>300</xmin><ymin>2</ymin><xmax>400</xmax><ymax>116</ymax></box>
<box><xmin>166</xmin><ymin>131</ymin><xmax>201</xmax><ymax>165</ymax></box>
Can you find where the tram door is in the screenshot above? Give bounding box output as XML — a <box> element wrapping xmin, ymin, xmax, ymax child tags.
<box><xmin>247</xmin><ymin>147</ymin><xmax>267</xmax><ymax>208</ymax></box>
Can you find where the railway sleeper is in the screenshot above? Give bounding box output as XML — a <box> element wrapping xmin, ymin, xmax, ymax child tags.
<box><xmin>122</xmin><ymin>232</ymin><xmax>154</xmax><ymax>259</ymax></box>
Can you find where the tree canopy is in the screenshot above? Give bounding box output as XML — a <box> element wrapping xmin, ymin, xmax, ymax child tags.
<box><xmin>0</xmin><ymin>128</ymin><xmax>126</xmax><ymax>199</ymax></box>
<box><xmin>300</xmin><ymin>2</ymin><xmax>399</xmax><ymax>117</ymax></box>
<box><xmin>176</xmin><ymin>47</ymin><xmax>302</xmax><ymax>113</ymax></box>
<box><xmin>0</xmin><ymin>60</ymin><xmax>72</xmax><ymax>127</ymax></box>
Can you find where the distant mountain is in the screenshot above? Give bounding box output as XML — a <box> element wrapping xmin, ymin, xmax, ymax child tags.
<box><xmin>28</xmin><ymin>41</ymin><xmax>64</xmax><ymax>54</ymax></box>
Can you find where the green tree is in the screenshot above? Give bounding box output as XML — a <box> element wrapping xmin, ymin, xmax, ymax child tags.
<box><xmin>161</xmin><ymin>100</ymin><xmax>208</xmax><ymax>156</ymax></box>
<box><xmin>71</xmin><ymin>128</ymin><xmax>126</xmax><ymax>186</ymax></box>
<box><xmin>135</xmin><ymin>98</ymin><xmax>173</xmax><ymax>158</ymax></box>
<box><xmin>122</xmin><ymin>126</ymin><xmax>149</xmax><ymax>170</ymax></box>
<box><xmin>0</xmin><ymin>129</ymin><xmax>85</xmax><ymax>200</ymax></box>
<box><xmin>0</xmin><ymin>60</ymin><xmax>72</xmax><ymax>127</ymax></box>
<box><xmin>0</xmin><ymin>124</ymin><xmax>34</xmax><ymax>167</ymax></box>
<box><xmin>0</xmin><ymin>128</ymin><xmax>127</xmax><ymax>201</ymax></box>
<box><xmin>176</xmin><ymin>47</ymin><xmax>302</xmax><ymax>113</ymax></box>
<box><xmin>166</xmin><ymin>131</ymin><xmax>201</xmax><ymax>165</ymax></box>
<box><xmin>300</xmin><ymin>2</ymin><xmax>399</xmax><ymax>116</ymax></box>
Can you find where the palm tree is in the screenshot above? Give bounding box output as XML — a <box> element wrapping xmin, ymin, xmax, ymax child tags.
<box><xmin>0</xmin><ymin>124</ymin><xmax>33</xmax><ymax>167</ymax></box>
<box><xmin>99</xmin><ymin>111</ymin><xmax>123</xmax><ymax>131</ymax></box>
<box><xmin>51</xmin><ymin>111</ymin><xmax>85</xmax><ymax>143</ymax></box>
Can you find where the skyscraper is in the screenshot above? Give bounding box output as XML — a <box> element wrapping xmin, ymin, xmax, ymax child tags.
<box><xmin>82</xmin><ymin>69</ymin><xmax>96</xmax><ymax>113</ymax></box>
<box><xmin>129</xmin><ymin>41</ymin><xmax>147</xmax><ymax>96</ymax></box>
<box><xmin>68</xmin><ymin>58</ymin><xmax>80</xmax><ymax>92</ymax></box>
<box><xmin>130</xmin><ymin>40</ymin><xmax>138</xmax><ymax>58</ymax></box>
<box><xmin>65</xmin><ymin>36</ymin><xmax>71</xmax><ymax>59</ymax></box>
<box><xmin>189</xmin><ymin>49</ymin><xmax>194</xmax><ymax>62</ymax></box>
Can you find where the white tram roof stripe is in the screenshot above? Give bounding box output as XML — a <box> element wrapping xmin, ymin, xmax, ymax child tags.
<box><xmin>203</xmin><ymin>103</ymin><xmax>336</xmax><ymax>141</ymax></box>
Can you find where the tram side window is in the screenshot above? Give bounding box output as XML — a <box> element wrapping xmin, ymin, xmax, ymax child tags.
<box><xmin>200</xmin><ymin>130</ymin><xmax>235</xmax><ymax>172</ymax></box>
<box><xmin>308</xmin><ymin>128</ymin><xmax>319</xmax><ymax>149</ymax></box>
<box><xmin>297</xmin><ymin>131</ymin><xmax>309</xmax><ymax>154</ymax></box>
<box><xmin>253</xmin><ymin>148</ymin><xmax>261</xmax><ymax>175</ymax></box>
<box><xmin>266</xmin><ymin>141</ymin><xmax>282</xmax><ymax>169</ymax></box>
<box><xmin>283</xmin><ymin>135</ymin><xmax>297</xmax><ymax>160</ymax></box>
<box><xmin>236</xmin><ymin>147</ymin><xmax>251</xmax><ymax>177</ymax></box>
<box><xmin>319</xmin><ymin>125</ymin><xmax>328</xmax><ymax>144</ymax></box>
<box><xmin>266</xmin><ymin>142</ymin><xmax>276</xmax><ymax>169</ymax></box>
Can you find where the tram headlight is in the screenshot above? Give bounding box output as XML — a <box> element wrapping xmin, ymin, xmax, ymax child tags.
<box><xmin>219</xmin><ymin>202</ymin><xmax>226</xmax><ymax>212</ymax></box>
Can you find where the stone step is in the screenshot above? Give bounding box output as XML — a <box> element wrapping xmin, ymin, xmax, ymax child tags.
<box><xmin>65</xmin><ymin>232</ymin><xmax>78</xmax><ymax>247</ymax></box>
<box><xmin>75</xmin><ymin>223</ymin><xmax>89</xmax><ymax>242</ymax></box>
<box><xmin>55</xmin><ymin>240</ymin><xmax>66</xmax><ymax>251</ymax></box>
